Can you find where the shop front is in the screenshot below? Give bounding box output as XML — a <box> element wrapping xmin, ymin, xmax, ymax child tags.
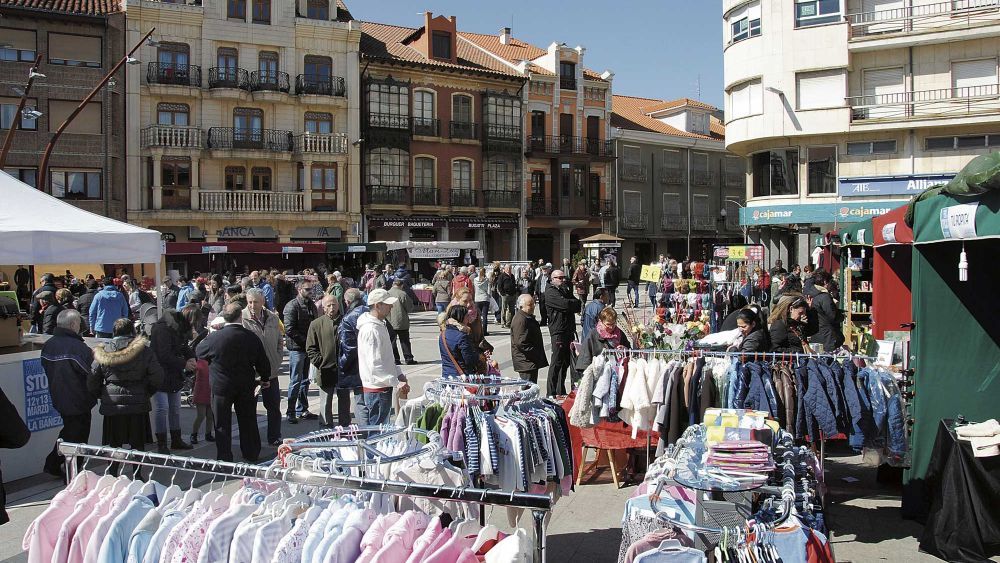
<box><xmin>367</xmin><ymin>216</ymin><xmax>518</xmax><ymax>265</ymax></box>
<box><xmin>164</xmin><ymin>241</ymin><xmax>329</xmax><ymax>277</ymax></box>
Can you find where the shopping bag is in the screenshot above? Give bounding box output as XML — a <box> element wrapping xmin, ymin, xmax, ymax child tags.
<box><xmin>308</xmin><ymin>363</ymin><xmax>319</xmax><ymax>384</ymax></box>
<box><xmin>489</xmin><ymin>295</ymin><xmax>499</xmax><ymax>313</ymax></box>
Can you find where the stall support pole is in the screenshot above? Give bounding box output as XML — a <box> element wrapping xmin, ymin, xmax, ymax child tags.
<box><xmin>532</xmin><ymin>509</ymin><xmax>546</xmax><ymax>563</ymax></box>
<box><xmin>154</xmin><ymin>260</ymin><xmax>163</xmax><ymax>317</ymax></box>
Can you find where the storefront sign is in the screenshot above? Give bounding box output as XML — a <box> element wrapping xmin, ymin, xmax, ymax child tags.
<box><xmin>369</xmin><ymin>218</ymin><xmax>446</xmax><ymax>229</ymax></box>
<box><xmin>23</xmin><ymin>358</ymin><xmax>62</xmax><ymax>432</ymax></box>
<box><xmin>347</xmin><ymin>245</ymin><xmax>368</xmax><ymax>253</ymax></box>
<box><xmin>290</xmin><ymin>226</ymin><xmax>342</xmax><ymax>240</ymax></box>
<box><xmin>713</xmin><ymin>245</ymin><xmax>765</xmax><ymax>261</ymax></box>
<box><xmin>189</xmin><ymin>226</ymin><xmax>277</xmax><ymax>240</ymax></box>
<box><xmin>882</xmin><ymin>223</ymin><xmax>897</xmax><ymax>244</ymax></box>
<box><xmin>582</xmin><ymin>242</ymin><xmax>622</xmax><ymax>249</ymax></box>
<box><xmin>740</xmin><ymin>201</ymin><xmax>908</xmax><ymax>226</ymax></box>
<box><xmin>940</xmin><ymin>203</ymin><xmax>979</xmax><ymax>239</ymax></box>
<box><xmin>838</xmin><ymin>174</ymin><xmax>954</xmax><ymax>197</ymax></box>
<box><xmin>202</xmin><ymin>246</ymin><xmax>228</xmax><ymax>254</ymax></box>
<box><xmin>281</xmin><ymin>246</ymin><xmax>304</xmax><ymax>254</ymax></box>
<box><xmin>408</xmin><ymin>247</ymin><xmax>461</xmax><ymax>259</ymax></box>
<box><xmin>452</xmin><ymin>219</ymin><xmax>517</xmax><ymax>230</ymax></box>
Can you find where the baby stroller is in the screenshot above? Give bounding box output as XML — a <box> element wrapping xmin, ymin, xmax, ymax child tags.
<box><xmin>137</xmin><ymin>303</ymin><xmax>196</xmax><ymax>406</ymax></box>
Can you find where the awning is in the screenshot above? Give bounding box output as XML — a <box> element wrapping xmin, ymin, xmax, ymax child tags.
<box><xmin>911</xmin><ymin>189</ymin><xmax>1000</xmax><ymax>244</ymax></box>
<box><xmin>325</xmin><ymin>242</ymin><xmax>387</xmax><ymax>254</ymax></box>
<box><xmin>871</xmin><ymin>205</ymin><xmax>913</xmax><ymax>247</ymax></box>
<box><xmin>166</xmin><ymin>242</ymin><xmax>327</xmax><ymax>255</ymax></box>
<box><xmin>841</xmin><ymin>217</ymin><xmax>875</xmax><ymax>246</ymax></box>
<box><xmin>578</xmin><ymin>233</ymin><xmax>624</xmax><ymax>243</ymax></box>
<box><xmin>380</xmin><ymin>241</ymin><xmax>481</xmax><ymax>251</ymax></box>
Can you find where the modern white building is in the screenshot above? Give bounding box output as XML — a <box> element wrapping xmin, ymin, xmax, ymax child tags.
<box><xmin>723</xmin><ymin>0</ymin><xmax>1000</xmax><ymax>267</ymax></box>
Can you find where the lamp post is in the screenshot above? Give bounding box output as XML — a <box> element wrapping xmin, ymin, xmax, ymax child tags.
<box><xmin>722</xmin><ymin>198</ymin><xmax>748</xmax><ymax>244</ymax></box>
<box><xmin>38</xmin><ymin>28</ymin><xmax>155</xmax><ymax>193</ymax></box>
<box><xmin>0</xmin><ymin>54</ymin><xmax>44</xmax><ymax>169</ymax></box>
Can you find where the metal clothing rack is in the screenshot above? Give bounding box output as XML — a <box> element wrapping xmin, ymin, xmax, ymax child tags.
<box><xmin>58</xmin><ymin>441</ymin><xmax>553</xmax><ymax>563</ymax></box>
<box><xmin>276</xmin><ymin>425</ymin><xmax>445</xmax><ymax>477</ymax></box>
<box><xmin>604</xmin><ymin>348</ymin><xmax>878</xmax><ymax>362</ymax></box>
<box><xmin>424</xmin><ymin>377</ymin><xmax>541</xmax><ymax>403</ymax></box>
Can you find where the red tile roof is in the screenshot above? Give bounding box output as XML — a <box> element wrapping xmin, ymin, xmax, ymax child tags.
<box><xmin>642</xmin><ymin>97</ymin><xmax>719</xmax><ymax>114</ymax></box>
<box><xmin>0</xmin><ymin>0</ymin><xmax>121</xmax><ymax>15</ymax></box>
<box><xmin>612</xmin><ymin>94</ymin><xmax>724</xmax><ymax>141</ymax></box>
<box><xmin>360</xmin><ymin>21</ymin><xmax>525</xmax><ymax>78</ymax></box>
<box><xmin>460</xmin><ymin>32</ymin><xmax>608</xmax><ymax>82</ymax></box>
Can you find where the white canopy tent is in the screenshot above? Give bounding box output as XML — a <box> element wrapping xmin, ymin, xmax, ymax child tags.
<box><xmin>0</xmin><ymin>171</ymin><xmax>164</xmax><ymax>308</ymax></box>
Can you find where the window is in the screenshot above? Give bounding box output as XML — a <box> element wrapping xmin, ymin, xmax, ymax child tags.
<box><xmin>728</xmin><ymin>1</ymin><xmax>761</xmax><ymax>44</ymax></box>
<box><xmin>795</xmin><ymin>0</ymin><xmax>841</xmax><ymax>27</ymax></box>
<box><xmin>304</xmin><ymin>112</ymin><xmax>332</xmax><ymax>133</ymax></box>
<box><xmin>724</xmin><ymin>156</ymin><xmax>745</xmax><ymax>186</ymax></box>
<box><xmin>49</xmin><ymin>101</ymin><xmax>102</xmax><ymax>134</ymax></box>
<box><xmin>531</xmin><ymin>171</ymin><xmax>545</xmax><ymax>198</ymax></box>
<box><xmin>413</xmin><ymin>90</ymin><xmax>436</xmax><ymax>135</ymax></box>
<box><xmin>414</xmin><ymin>157</ymin><xmax>435</xmax><ymax>188</ymax></box>
<box><xmin>863</xmin><ymin>67</ymin><xmax>905</xmax><ymax>119</ymax></box>
<box><xmin>50</xmin><ymin>169</ymin><xmax>101</xmax><ymax>199</ymax></box>
<box><xmin>452</xmin><ymin>94</ymin><xmax>472</xmax><ymax>123</ymax></box>
<box><xmin>692</xmin><ymin>152</ymin><xmax>709</xmax><ymax>174</ymax></box>
<box><xmin>662</xmin><ymin>149</ymin><xmax>682</xmax><ymax>171</ymax></box>
<box><xmin>252</xmin><ymin>0</ymin><xmax>270</xmax><ymax>23</ymax></box>
<box><xmin>486</xmin><ymin>96</ymin><xmax>521</xmax><ymax>128</ymax></box>
<box><xmin>692</xmin><ymin>194</ymin><xmax>709</xmax><ymax>218</ymax></box>
<box><xmin>161</xmin><ymin>157</ymin><xmax>191</xmax><ymax>187</ymax></box>
<box><xmin>485</xmin><ymin>156</ymin><xmax>519</xmax><ymax>191</ymax></box>
<box><xmin>452</xmin><ymin>159</ymin><xmax>472</xmax><ymax>189</ymax></box>
<box><xmin>233</xmin><ymin>107</ymin><xmax>263</xmax><ymax>145</ymax></box>
<box><xmin>752</xmin><ymin>149</ymin><xmax>799</xmax><ymax>197</ymax></box>
<box><xmin>1</xmin><ymin>99</ymin><xmax>37</xmax><ymax>130</ymax></box>
<box><xmin>157</xmin><ymin>42</ymin><xmax>189</xmax><ymax>68</ymax></box>
<box><xmin>728</xmin><ymin>79</ymin><xmax>763</xmax><ymax>119</ymax></box>
<box><xmin>806</xmin><ymin>146</ymin><xmax>837</xmax><ymax>194</ymax></box>
<box><xmin>228</xmin><ymin>0</ymin><xmax>246</xmax><ymax>19</ymax></box>
<box><xmin>304</xmin><ymin>55</ymin><xmax>332</xmax><ymax>81</ymax></box>
<box><xmin>560</xmin><ymin>61</ymin><xmax>576</xmax><ymax>89</ymax></box>
<box><xmin>306</xmin><ymin>0</ymin><xmax>329</xmax><ymax>19</ymax></box>
<box><xmin>0</xmin><ymin>29</ymin><xmax>36</xmax><ymax>61</ymax></box>
<box><xmin>926</xmin><ymin>136</ymin><xmax>957</xmax><ymax>150</ymax></box>
<box><xmin>623</xmin><ymin>190</ymin><xmax>642</xmax><ymax>215</ymax></box>
<box><xmin>926</xmin><ymin>134</ymin><xmax>1000</xmax><ymax>149</ymax></box>
<box><xmin>796</xmin><ymin>69</ymin><xmax>845</xmax><ymax>110</ymax></box>
<box><xmin>432</xmin><ymin>31</ymin><xmax>452</xmax><ymax>59</ymax></box>
<box><xmin>560</xmin><ymin>163</ymin><xmax>571</xmax><ymax>197</ymax></box>
<box><xmin>368</xmin><ymin>81</ymin><xmax>409</xmax><ymax>119</ymax></box>
<box><xmin>311</xmin><ymin>164</ymin><xmax>336</xmax><ymax>194</ymax></box>
<box><xmin>662</xmin><ymin>193</ymin><xmax>681</xmax><ymax>216</ymax></box>
<box><xmin>251</xmin><ymin>167</ymin><xmax>271</xmax><ymax>191</ymax></box>
<box><xmin>622</xmin><ymin>145</ymin><xmax>640</xmax><ymax>165</ymax></box>
<box><xmin>530</xmin><ymin>111</ymin><xmax>546</xmax><ymax>138</ymax></box>
<box><xmin>846</xmin><ymin>140</ymin><xmax>896</xmax><ymax>155</ymax></box>
<box><xmin>4</xmin><ymin>167</ymin><xmax>37</xmax><ymax>188</ymax></box>
<box><xmin>366</xmin><ymin>148</ymin><xmax>409</xmax><ymax>186</ymax></box>
<box><xmin>48</xmin><ymin>33</ymin><xmax>101</xmax><ymax>67</ymax></box>
<box><xmin>157</xmin><ymin>103</ymin><xmax>189</xmax><ymax>126</ymax></box>
<box><xmin>225</xmin><ymin>166</ymin><xmax>246</xmax><ymax>190</ymax></box>
<box><xmin>217</xmin><ymin>47</ymin><xmax>239</xmax><ymax>84</ymax></box>
<box><xmin>258</xmin><ymin>51</ymin><xmax>278</xmax><ymax>81</ymax></box>
<box><xmin>952</xmin><ymin>58</ymin><xmax>998</xmax><ymax>96</ymax></box>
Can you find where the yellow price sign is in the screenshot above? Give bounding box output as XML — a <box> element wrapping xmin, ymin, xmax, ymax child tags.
<box><xmin>640</xmin><ymin>265</ymin><xmax>661</xmax><ymax>283</ymax></box>
<box><xmin>728</xmin><ymin>246</ymin><xmax>747</xmax><ymax>260</ymax></box>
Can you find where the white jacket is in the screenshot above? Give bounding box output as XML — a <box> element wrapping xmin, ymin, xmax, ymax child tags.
<box><xmin>357</xmin><ymin>312</ymin><xmax>400</xmax><ymax>390</ymax></box>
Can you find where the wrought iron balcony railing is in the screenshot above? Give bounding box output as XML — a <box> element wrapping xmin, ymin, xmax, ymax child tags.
<box><xmin>146</xmin><ymin>62</ymin><xmax>201</xmax><ymax>87</ymax></box>
<box><xmin>620</xmin><ymin>163</ymin><xmax>648</xmax><ymax>182</ymax></box>
<box><xmin>619</xmin><ymin>213</ymin><xmax>648</xmax><ymax>230</ymax></box>
<box><xmin>449</xmin><ymin>121</ymin><xmax>478</xmax><ymax>140</ymax></box>
<box><xmin>412</xmin><ymin>118</ymin><xmax>440</xmax><ymax>137</ymax></box>
<box><xmin>207</xmin><ymin>127</ymin><xmax>292</xmax><ymax>151</ymax></box>
<box><xmin>412</xmin><ymin>187</ymin><xmax>439</xmax><ymax>206</ymax></box>
<box><xmin>366</xmin><ymin>186</ymin><xmax>409</xmax><ymax>205</ymax></box>
<box><xmin>483</xmin><ymin>190</ymin><xmax>519</xmax><ymax>208</ymax></box>
<box><xmin>249</xmin><ymin>70</ymin><xmax>290</xmax><ymax>93</ymax></box>
<box><xmin>295</xmin><ymin>75</ymin><xmax>347</xmax><ymax>97</ymax></box>
<box><xmin>208</xmin><ymin>67</ymin><xmax>250</xmax><ymax>90</ymax></box>
<box><xmin>450</xmin><ymin>189</ymin><xmax>479</xmax><ymax>207</ymax></box>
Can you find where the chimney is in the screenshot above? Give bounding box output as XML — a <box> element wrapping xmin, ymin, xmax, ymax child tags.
<box><xmin>500</xmin><ymin>27</ymin><xmax>512</xmax><ymax>45</ymax></box>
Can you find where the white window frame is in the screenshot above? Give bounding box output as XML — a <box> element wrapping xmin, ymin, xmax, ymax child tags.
<box><xmin>951</xmin><ymin>57</ymin><xmax>998</xmax><ymax>96</ymax></box>
<box><xmin>413</xmin><ymin>88</ymin><xmax>436</xmax><ymax>120</ymax></box>
<box><xmin>728</xmin><ymin>78</ymin><xmax>763</xmax><ymax>120</ymax></box>
<box><xmin>794</xmin><ymin>0</ymin><xmax>842</xmax><ymax>28</ymax></box>
<box><xmin>727</xmin><ymin>1</ymin><xmax>762</xmax><ymax>44</ymax></box>
<box><xmin>662</xmin><ymin>192</ymin><xmax>681</xmax><ymax>216</ymax></box>
<box><xmin>413</xmin><ymin>155</ymin><xmax>436</xmax><ymax>189</ymax></box>
<box><xmin>451</xmin><ymin>158</ymin><xmax>473</xmax><ymax>189</ymax></box>
<box><xmin>622</xmin><ymin>144</ymin><xmax>641</xmax><ymax>165</ymax></box>
<box><xmin>796</xmin><ymin>69</ymin><xmax>846</xmax><ymax>110</ymax></box>
<box><xmin>692</xmin><ymin>194</ymin><xmax>710</xmax><ymax>218</ymax></box>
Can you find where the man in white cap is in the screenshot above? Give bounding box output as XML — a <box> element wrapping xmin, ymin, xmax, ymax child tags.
<box><xmin>356</xmin><ymin>288</ymin><xmax>409</xmax><ymax>424</ymax></box>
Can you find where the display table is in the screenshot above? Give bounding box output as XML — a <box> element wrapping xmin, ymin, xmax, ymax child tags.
<box><xmin>918</xmin><ymin>419</ymin><xmax>1000</xmax><ymax>562</ymax></box>
<box><xmin>412</xmin><ymin>289</ymin><xmax>434</xmax><ymax>311</ymax></box>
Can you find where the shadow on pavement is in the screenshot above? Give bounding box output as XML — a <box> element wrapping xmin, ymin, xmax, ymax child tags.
<box><xmin>548</xmin><ymin>527</ymin><xmax>625</xmax><ymax>562</ymax></box>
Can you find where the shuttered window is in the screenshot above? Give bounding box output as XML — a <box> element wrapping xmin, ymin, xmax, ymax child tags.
<box><xmin>952</xmin><ymin>59</ymin><xmax>997</xmax><ymax>95</ymax></box>
<box><xmin>863</xmin><ymin>67</ymin><xmax>905</xmax><ymax>118</ymax></box>
<box><xmin>662</xmin><ymin>193</ymin><xmax>681</xmax><ymax>215</ymax></box>
<box><xmin>862</xmin><ymin>0</ymin><xmax>904</xmax><ymax>32</ymax></box>
<box><xmin>49</xmin><ymin>34</ymin><xmax>101</xmax><ymax>67</ymax></box>
<box><xmin>622</xmin><ymin>145</ymin><xmax>640</xmax><ymax>165</ymax></box>
<box><xmin>623</xmin><ymin>190</ymin><xmax>642</xmax><ymax>215</ymax></box>
<box><xmin>796</xmin><ymin>69</ymin><xmax>845</xmax><ymax>110</ymax></box>
<box><xmin>729</xmin><ymin>79</ymin><xmax>763</xmax><ymax>119</ymax></box>
<box><xmin>49</xmin><ymin>100</ymin><xmax>102</xmax><ymax>134</ymax></box>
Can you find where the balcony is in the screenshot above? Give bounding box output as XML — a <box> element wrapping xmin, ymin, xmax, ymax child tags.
<box><xmin>847</xmin><ymin>84</ymin><xmax>1000</xmax><ymax>122</ymax></box>
<box><xmin>527</xmin><ymin>135</ymin><xmax>615</xmax><ymax>158</ymax></box>
<box><xmin>483</xmin><ymin>190</ymin><xmax>519</xmax><ymax>209</ymax></box>
<box><xmin>160</xmin><ymin>187</ymin><xmax>192</xmax><ymax>210</ymax></box>
<box><xmin>366</xmin><ymin>186</ymin><xmax>409</xmax><ymax>206</ymax></box>
<box><xmin>592</xmin><ymin>198</ymin><xmax>614</xmax><ymax>218</ymax></box>
<box><xmin>691</xmin><ymin>216</ymin><xmax>717</xmax><ymax>231</ymax></box>
<box><xmin>619</xmin><ymin>163</ymin><xmax>648</xmax><ymax>182</ymax></box>
<box><xmin>207</xmin><ymin>128</ymin><xmax>292</xmax><ymax>152</ymax></box>
<box><xmin>413</xmin><ymin>187</ymin><xmax>439</xmax><ymax>206</ymax></box>
<box><xmin>369</xmin><ymin>113</ymin><xmax>411</xmax><ymax>130</ymax></box>
<box><xmin>619</xmin><ymin>213</ymin><xmax>648</xmax><ymax>230</ymax></box>
<box><xmin>146</xmin><ymin>63</ymin><xmax>201</xmax><ymax>87</ymax></box>
<box><xmin>412</xmin><ymin>118</ymin><xmax>440</xmax><ymax>137</ymax></box>
<box><xmin>449</xmin><ymin>121</ymin><xmax>478</xmax><ymax>140</ymax></box>
<box><xmin>526</xmin><ymin>195</ymin><xmax>549</xmax><ymax>216</ymax></box>
<box><xmin>293</xmin><ymin>132</ymin><xmax>347</xmax><ymax>155</ymax></box>
<box><xmin>249</xmin><ymin>70</ymin><xmax>290</xmax><ymax>93</ymax></box>
<box><xmin>661</xmin><ymin>214</ymin><xmax>688</xmax><ymax>231</ymax></box>
<box><xmin>208</xmin><ymin>67</ymin><xmax>250</xmax><ymax>90</ymax></box>
<box><xmin>660</xmin><ymin>167</ymin><xmax>685</xmax><ymax>184</ymax></box>
<box><xmin>847</xmin><ymin>0</ymin><xmax>1000</xmax><ymax>41</ymax></box>
<box><xmin>199</xmin><ymin>190</ymin><xmax>304</xmax><ymax>213</ymax></box>
<box><xmin>450</xmin><ymin>189</ymin><xmax>478</xmax><ymax>207</ymax></box>
<box><xmin>295</xmin><ymin>74</ymin><xmax>346</xmax><ymax>97</ymax></box>
<box><xmin>691</xmin><ymin>170</ymin><xmax>717</xmax><ymax>186</ymax></box>
<box><xmin>141</xmin><ymin>125</ymin><xmax>202</xmax><ymax>149</ymax></box>
<box><xmin>485</xmin><ymin>124</ymin><xmax>522</xmax><ymax>141</ymax></box>
<box><xmin>560</xmin><ymin>76</ymin><xmax>577</xmax><ymax>90</ymax></box>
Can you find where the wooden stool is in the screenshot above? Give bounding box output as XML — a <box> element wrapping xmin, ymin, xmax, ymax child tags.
<box><xmin>576</xmin><ymin>445</ymin><xmax>622</xmax><ymax>489</ymax></box>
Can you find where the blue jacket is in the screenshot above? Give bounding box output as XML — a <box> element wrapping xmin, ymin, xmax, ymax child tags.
<box><xmin>440</xmin><ymin>326</ymin><xmax>479</xmax><ymax>378</ymax></box>
<box><xmin>800</xmin><ymin>358</ymin><xmax>839</xmax><ymax>439</ymax></box>
<box><xmin>739</xmin><ymin>362</ymin><xmax>779</xmax><ymax>420</ymax></box>
<box><xmin>89</xmin><ymin>286</ymin><xmax>129</xmax><ymax>334</ymax></box>
<box><xmin>176</xmin><ymin>284</ymin><xmax>194</xmax><ymax>309</ymax></box>
<box><xmin>580</xmin><ymin>300</ymin><xmax>603</xmax><ymax>341</ymax></box>
<box><xmin>256</xmin><ymin>281</ymin><xmax>275</xmax><ymax>310</ymax></box>
<box><xmin>337</xmin><ymin>302</ymin><xmax>369</xmax><ymax>389</ymax></box>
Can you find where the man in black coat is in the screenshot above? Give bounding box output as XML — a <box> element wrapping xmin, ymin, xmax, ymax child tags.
<box><xmin>29</xmin><ymin>274</ymin><xmax>57</xmax><ymax>333</ymax></box>
<box><xmin>0</xmin><ymin>385</ymin><xmax>29</xmax><ymax>524</ymax></box>
<box><xmin>39</xmin><ymin>310</ymin><xmax>96</xmax><ymax>477</ymax></box>
<box><xmin>544</xmin><ymin>269</ymin><xmax>581</xmax><ymax>397</ymax></box>
<box><xmin>75</xmin><ymin>280</ymin><xmax>99</xmax><ymax>335</ymax></box>
<box><xmin>149</xmin><ymin>309</ymin><xmax>196</xmax><ymax>453</ymax></box>
<box><xmin>509</xmin><ymin>294</ymin><xmax>548</xmax><ymax>383</ymax></box>
<box><xmin>496</xmin><ymin>265</ymin><xmax>518</xmax><ymax>328</ymax></box>
<box><xmin>196</xmin><ymin>303</ymin><xmax>271</xmax><ymax>462</ymax></box>
<box><xmin>283</xmin><ymin>278</ymin><xmax>318</xmax><ymax>423</ymax></box>
<box><xmin>626</xmin><ymin>256</ymin><xmax>642</xmax><ymax>307</ymax></box>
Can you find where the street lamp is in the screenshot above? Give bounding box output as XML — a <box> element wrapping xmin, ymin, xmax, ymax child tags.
<box><xmin>38</xmin><ymin>28</ymin><xmax>156</xmax><ymax>192</ymax></box>
<box><xmin>0</xmin><ymin>55</ymin><xmax>44</xmax><ymax>169</ymax></box>
<box><xmin>723</xmin><ymin>198</ymin><xmax>748</xmax><ymax>244</ymax></box>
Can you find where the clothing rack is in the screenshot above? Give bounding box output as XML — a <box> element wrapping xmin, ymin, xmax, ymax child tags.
<box><xmin>57</xmin><ymin>440</ymin><xmax>553</xmax><ymax>563</ymax></box>
<box><xmin>424</xmin><ymin>377</ymin><xmax>541</xmax><ymax>403</ymax></box>
<box><xmin>275</xmin><ymin>425</ymin><xmax>445</xmax><ymax>477</ymax></box>
<box><xmin>603</xmin><ymin>348</ymin><xmax>878</xmax><ymax>362</ymax></box>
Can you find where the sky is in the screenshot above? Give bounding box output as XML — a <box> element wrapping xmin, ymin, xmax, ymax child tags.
<box><xmin>348</xmin><ymin>0</ymin><xmax>724</xmax><ymax>107</ymax></box>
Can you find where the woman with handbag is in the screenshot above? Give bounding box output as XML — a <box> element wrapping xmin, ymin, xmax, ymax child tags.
<box><xmin>439</xmin><ymin>306</ymin><xmax>481</xmax><ymax>378</ymax></box>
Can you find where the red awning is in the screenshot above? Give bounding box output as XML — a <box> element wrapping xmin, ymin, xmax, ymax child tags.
<box><xmin>872</xmin><ymin>205</ymin><xmax>914</xmax><ymax>247</ymax></box>
<box><xmin>166</xmin><ymin>242</ymin><xmax>327</xmax><ymax>255</ymax></box>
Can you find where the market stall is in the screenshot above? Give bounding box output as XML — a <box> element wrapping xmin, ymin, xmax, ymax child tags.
<box><xmin>840</xmin><ymin>218</ymin><xmax>875</xmax><ymax>352</ymax></box>
<box><xmin>870</xmin><ymin>205</ymin><xmax>914</xmax><ymax>340</ymax></box>
<box><xmin>0</xmin><ymin>171</ymin><xmax>163</xmax><ymax>481</ymax></box>
<box><xmin>903</xmin><ymin>186</ymin><xmax>1000</xmax><ymax>523</ymax></box>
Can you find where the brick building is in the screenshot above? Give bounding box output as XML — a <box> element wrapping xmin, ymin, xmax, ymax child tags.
<box><xmin>359</xmin><ymin>13</ymin><xmax>526</xmax><ymax>264</ymax></box>
<box><xmin>0</xmin><ymin>0</ymin><xmax>127</xmax><ymax>221</ymax></box>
